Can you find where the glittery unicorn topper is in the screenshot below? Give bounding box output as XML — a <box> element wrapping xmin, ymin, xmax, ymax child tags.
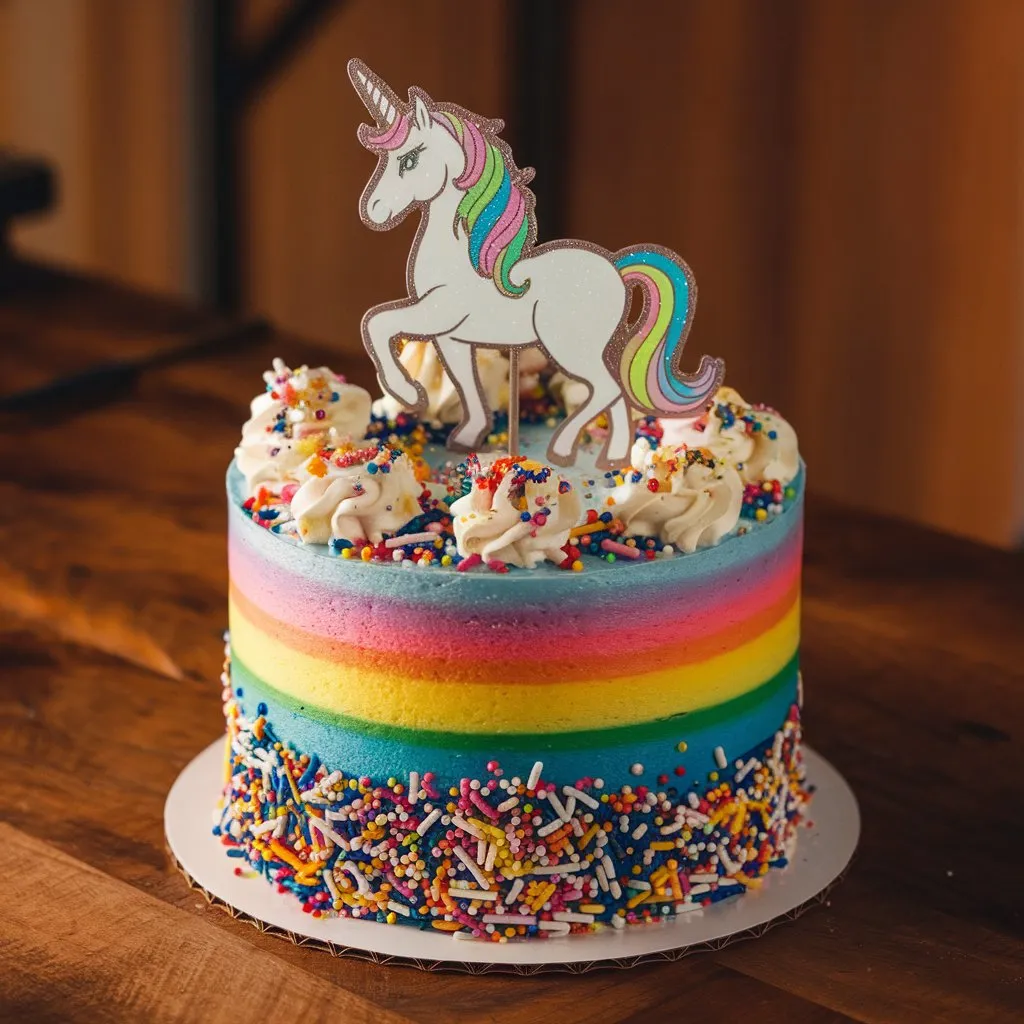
<box><xmin>348</xmin><ymin>58</ymin><xmax>725</xmax><ymax>469</ymax></box>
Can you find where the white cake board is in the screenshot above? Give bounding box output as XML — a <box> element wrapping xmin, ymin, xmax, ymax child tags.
<box><xmin>166</xmin><ymin>740</ymin><xmax>858</xmax><ymax>974</ymax></box>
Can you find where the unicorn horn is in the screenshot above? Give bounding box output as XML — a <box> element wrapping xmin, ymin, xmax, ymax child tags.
<box><xmin>347</xmin><ymin>58</ymin><xmax>399</xmax><ymax>126</ymax></box>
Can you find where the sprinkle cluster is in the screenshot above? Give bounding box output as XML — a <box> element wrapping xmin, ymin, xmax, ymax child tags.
<box><xmin>467</xmin><ymin>453</ymin><xmax>556</xmax><ymax>492</ymax></box>
<box><xmin>567</xmin><ymin>509</ymin><xmax>674</xmax><ymax>565</ymax></box>
<box><xmin>634</xmin><ymin>415</ymin><xmax>665</xmax><ymax>447</ymax></box>
<box><xmin>742</xmin><ymin>480</ymin><xmax>798</xmax><ymax>523</ymax></box>
<box><xmin>216</xmin><ymin>649</ymin><xmax>810</xmax><ymax>941</ymax></box>
<box><xmin>242</xmin><ymin>486</ymin><xmax>298</xmax><ymax>529</ymax></box>
<box><xmin>305</xmin><ymin>443</ymin><xmax>405</xmax><ymax>478</ymax></box>
<box><xmin>262</xmin><ymin>358</ymin><xmax>345</xmax><ymax>441</ymax></box>
<box><xmin>640</xmin><ymin>445</ymin><xmax>718</xmax><ymax>494</ymax></box>
<box><xmin>710</xmin><ymin>398</ymin><xmax>780</xmax><ymax>441</ymax></box>
<box><xmin>367</xmin><ymin>410</ymin><xmax>447</xmax><ymax>448</ymax></box>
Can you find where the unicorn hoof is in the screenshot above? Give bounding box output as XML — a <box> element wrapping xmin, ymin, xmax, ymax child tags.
<box><xmin>549</xmin><ymin>438</ymin><xmax>576</xmax><ymax>463</ymax></box>
<box><xmin>602</xmin><ymin>443</ymin><xmax>632</xmax><ymax>468</ymax></box>
<box><xmin>448</xmin><ymin>424</ymin><xmax>488</xmax><ymax>452</ymax></box>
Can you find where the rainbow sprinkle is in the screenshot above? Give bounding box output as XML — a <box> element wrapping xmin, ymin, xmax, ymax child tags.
<box><xmin>261</xmin><ymin>359</ymin><xmax>347</xmax><ymax>440</ymax></box>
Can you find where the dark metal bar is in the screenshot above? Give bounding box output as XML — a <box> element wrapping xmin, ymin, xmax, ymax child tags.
<box><xmin>511</xmin><ymin>0</ymin><xmax>574</xmax><ymax>241</ymax></box>
<box><xmin>0</xmin><ymin>153</ymin><xmax>55</xmax><ymax>226</ymax></box>
<box><xmin>0</xmin><ymin>152</ymin><xmax>55</xmax><ymax>291</ymax></box>
<box><xmin>207</xmin><ymin>0</ymin><xmax>340</xmax><ymax>311</ymax></box>
<box><xmin>211</xmin><ymin>0</ymin><xmax>242</xmax><ymax>311</ymax></box>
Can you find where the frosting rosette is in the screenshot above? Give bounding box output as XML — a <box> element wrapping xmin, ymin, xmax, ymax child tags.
<box><xmin>548</xmin><ymin>370</ymin><xmax>591</xmax><ymax>418</ymax></box>
<box><xmin>609</xmin><ymin>439</ymin><xmax>743</xmax><ymax>553</ymax></box>
<box><xmin>450</xmin><ymin>457</ymin><xmax>581</xmax><ymax>568</ymax></box>
<box><xmin>236</xmin><ymin>358</ymin><xmax>371</xmax><ymax>493</ymax></box>
<box><xmin>289</xmin><ymin>445</ymin><xmax>423</xmax><ymax>545</ymax></box>
<box><xmin>660</xmin><ymin>387</ymin><xmax>799</xmax><ymax>486</ymax></box>
<box><xmin>373</xmin><ymin>341</ymin><xmax>509</xmax><ymax>425</ymax></box>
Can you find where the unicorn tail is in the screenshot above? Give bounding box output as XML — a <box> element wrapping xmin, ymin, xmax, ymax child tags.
<box><xmin>613</xmin><ymin>246</ymin><xmax>724</xmax><ymax>415</ymax></box>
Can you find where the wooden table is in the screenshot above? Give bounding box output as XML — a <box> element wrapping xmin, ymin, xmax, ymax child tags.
<box><xmin>1</xmin><ymin>264</ymin><xmax>1022</xmax><ymax>1023</ymax></box>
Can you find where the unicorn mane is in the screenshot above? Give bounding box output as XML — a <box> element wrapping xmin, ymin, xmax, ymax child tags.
<box><xmin>435</xmin><ymin>111</ymin><xmax>534</xmax><ymax>298</ymax></box>
<box><xmin>363</xmin><ymin>113</ymin><xmax>411</xmax><ymax>151</ymax></box>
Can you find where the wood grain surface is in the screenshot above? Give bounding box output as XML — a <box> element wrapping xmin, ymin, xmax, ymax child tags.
<box><xmin>1</xmin><ymin>264</ymin><xmax>1022</xmax><ymax>1022</ymax></box>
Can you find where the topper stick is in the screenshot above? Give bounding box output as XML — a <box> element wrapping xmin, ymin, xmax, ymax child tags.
<box><xmin>507</xmin><ymin>347</ymin><xmax>520</xmax><ymax>457</ymax></box>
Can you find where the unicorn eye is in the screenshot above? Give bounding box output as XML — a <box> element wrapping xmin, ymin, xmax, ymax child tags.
<box><xmin>397</xmin><ymin>146</ymin><xmax>423</xmax><ymax>176</ymax></box>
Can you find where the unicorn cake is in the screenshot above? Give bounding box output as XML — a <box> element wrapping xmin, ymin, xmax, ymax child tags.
<box><xmin>214</xmin><ymin>60</ymin><xmax>810</xmax><ymax>943</ymax></box>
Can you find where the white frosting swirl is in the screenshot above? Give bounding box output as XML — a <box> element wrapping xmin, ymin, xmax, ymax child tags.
<box><xmin>450</xmin><ymin>461</ymin><xmax>581</xmax><ymax>569</ymax></box>
<box><xmin>660</xmin><ymin>387</ymin><xmax>799</xmax><ymax>485</ymax></box>
<box><xmin>236</xmin><ymin>358</ymin><xmax>371</xmax><ymax>493</ymax></box>
<box><xmin>373</xmin><ymin>341</ymin><xmax>509</xmax><ymax>425</ymax></box>
<box><xmin>609</xmin><ymin>439</ymin><xmax>743</xmax><ymax>553</ymax></box>
<box><xmin>548</xmin><ymin>371</ymin><xmax>591</xmax><ymax>417</ymax></box>
<box><xmin>289</xmin><ymin>447</ymin><xmax>422</xmax><ymax>545</ymax></box>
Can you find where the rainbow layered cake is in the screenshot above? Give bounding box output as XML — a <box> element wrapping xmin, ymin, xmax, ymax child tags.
<box><xmin>215</xmin><ymin>357</ymin><xmax>810</xmax><ymax>940</ymax></box>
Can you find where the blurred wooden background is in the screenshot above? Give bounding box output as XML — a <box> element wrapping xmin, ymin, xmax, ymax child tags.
<box><xmin>1</xmin><ymin>0</ymin><xmax>1022</xmax><ymax>548</ymax></box>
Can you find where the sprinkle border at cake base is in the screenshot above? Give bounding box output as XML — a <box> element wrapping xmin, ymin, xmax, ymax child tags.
<box><xmin>215</xmin><ymin>642</ymin><xmax>812</xmax><ymax>941</ymax></box>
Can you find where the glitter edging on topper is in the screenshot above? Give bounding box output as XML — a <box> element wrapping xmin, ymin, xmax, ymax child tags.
<box><xmin>347</xmin><ymin>58</ymin><xmax>724</xmax><ymax>470</ymax></box>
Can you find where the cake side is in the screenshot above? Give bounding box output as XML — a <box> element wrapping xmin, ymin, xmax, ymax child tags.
<box><xmin>226</xmin><ymin>460</ymin><xmax>803</xmax><ymax>790</ymax></box>
<box><xmin>218</xmin><ymin>459</ymin><xmax>808</xmax><ymax>936</ymax></box>
<box><xmin>215</xmin><ymin>360</ymin><xmax>811</xmax><ymax>938</ymax></box>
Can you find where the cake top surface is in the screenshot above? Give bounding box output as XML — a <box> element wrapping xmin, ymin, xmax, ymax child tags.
<box><xmin>231</xmin><ymin>357</ymin><xmax>802</xmax><ymax>577</ymax></box>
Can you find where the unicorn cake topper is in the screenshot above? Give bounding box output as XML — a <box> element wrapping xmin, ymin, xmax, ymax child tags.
<box><xmin>348</xmin><ymin>58</ymin><xmax>725</xmax><ymax>469</ymax></box>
